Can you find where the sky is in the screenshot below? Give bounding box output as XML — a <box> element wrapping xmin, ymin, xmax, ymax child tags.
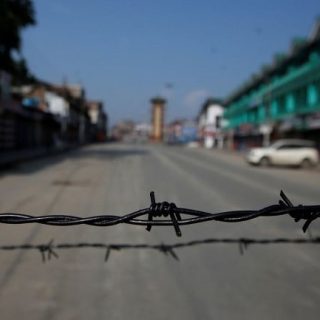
<box><xmin>22</xmin><ymin>0</ymin><xmax>320</xmax><ymax>126</ymax></box>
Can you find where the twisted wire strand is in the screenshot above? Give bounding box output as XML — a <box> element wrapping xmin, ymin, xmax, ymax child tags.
<box><xmin>0</xmin><ymin>191</ymin><xmax>319</xmax><ymax>237</ymax></box>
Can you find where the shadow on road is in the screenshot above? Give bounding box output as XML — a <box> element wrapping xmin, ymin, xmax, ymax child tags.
<box><xmin>0</xmin><ymin>144</ymin><xmax>149</xmax><ymax>176</ymax></box>
<box><xmin>67</xmin><ymin>147</ymin><xmax>149</xmax><ymax>161</ymax></box>
<box><xmin>0</xmin><ymin>236</ymin><xmax>319</xmax><ymax>263</ymax></box>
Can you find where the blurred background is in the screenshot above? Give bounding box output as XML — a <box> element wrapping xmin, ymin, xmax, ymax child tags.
<box><xmin>0</xmin><ymin>0</ymin><xmax>320</xmax><ymax>319</ymax></box>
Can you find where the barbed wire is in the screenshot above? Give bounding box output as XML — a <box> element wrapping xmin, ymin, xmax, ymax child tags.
<box><xmin>0</xmin><ymin>191</ymin><xmax>319</xmax><ymax>237</ymax></box>
<box><xmin>1</xmin><ymin>236</ymin><xmax>319</xmax><ymax>262</ymax></box>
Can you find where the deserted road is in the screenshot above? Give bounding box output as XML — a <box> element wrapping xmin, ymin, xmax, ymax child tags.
<box><xmin>0</xmin><ymin>143</ymin><xmax>319</xmax><ymax>319</ymax></box>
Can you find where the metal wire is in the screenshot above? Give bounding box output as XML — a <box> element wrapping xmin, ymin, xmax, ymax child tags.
<box><xmin>0</xmin><ymin>191</ymin><xmax>319</xmax><ymax>237</ymax></box>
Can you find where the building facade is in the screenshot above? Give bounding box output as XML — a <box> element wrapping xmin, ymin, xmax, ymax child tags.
<box><xmin>198</xmin><ymin>98</ymin><xmax>224</xmax><ymax>148</ymax></box>
<box><xmin>86</xmin><ymin>100</ymin><xmax>108</xmax><ymax>142</ymax></box>
<box><xmin>223</xmin><ymin>20</ymin><xmax>320</xmax><ymax>151</ymax></box>
<box><xmin>166</xmin><ymin>119</ymin><xmax>198</xmax><ymax>144</ymax></box>
<box><xmin>1</xmin><ymin>74</ymin><xmax>60</xmax><ymax>152</ymax></box>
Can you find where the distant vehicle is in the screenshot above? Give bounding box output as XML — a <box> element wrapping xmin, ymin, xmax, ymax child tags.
<box><xmin>246</xmin><ymin>139</ymin><xmax>319</xmax><ymax>168</ymax></box>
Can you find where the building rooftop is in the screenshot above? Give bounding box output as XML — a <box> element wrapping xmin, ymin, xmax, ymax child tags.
<box><xmin>225</xmin><ymin>19</ymin><xmax>320</xmax><ymax>105</ymax></box>
<box><xmin>198</xmin><ymin>97</ymin><xmax>224</xmax><ymax>115</ymax></box>
<box><xmin>150</xmin><ymin>96</ymin><xmax>166</xmax><ymax>104</ymax></box>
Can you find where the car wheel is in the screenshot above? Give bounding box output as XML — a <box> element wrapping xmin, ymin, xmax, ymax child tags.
<box><xmin>300</xmin><ymin>158</ymin><xmax>312</xmax><ymax>169</ymax></box>
<box><xmin>259</xmin><ymin>157</ymin><xmax>270</xmax><ymax>167</ymax></box>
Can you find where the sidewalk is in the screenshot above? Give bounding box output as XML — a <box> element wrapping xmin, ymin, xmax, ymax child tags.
<box><xmin>0</xmin><ymin>145</ymin><xmax>76</xmax><ymax>168</ymax></box>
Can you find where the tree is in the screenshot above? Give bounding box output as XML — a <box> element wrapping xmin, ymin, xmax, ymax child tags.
<box><xmin>0</xmin><ymin>0</ymin><xmax>36</xmax><ymax>81</ymax></box>
<box><xmin>12</xmin><ymin>56</ymin><xmax>36</xmax><ymax>84</ymax></box>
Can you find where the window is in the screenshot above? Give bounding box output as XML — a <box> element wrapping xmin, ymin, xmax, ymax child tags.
<box><xmin>216</xmin><ymin>116</ymin><xmax>221</xmax><ymax>129</ymax></box>
<box><xmin>295</xmin><ymin>86</ymin><xmax>307</xmax><ymax>108</ymax></box>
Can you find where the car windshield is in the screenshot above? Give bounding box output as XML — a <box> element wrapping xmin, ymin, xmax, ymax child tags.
<box><xmin>269</xmin><ymin>141</ymin><xmax>284</xmax><ymax>149</ymax></box>
<box><xmin>0</xmin><ymin>1</ymin><xmax>319</xmax><ymax>319</ymax></box>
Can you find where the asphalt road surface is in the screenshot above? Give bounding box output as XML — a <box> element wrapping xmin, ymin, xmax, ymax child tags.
<box><xmin>0</xmin><ymin>143</ymin><xmax>319</xmax><ymax>320</ymax></box>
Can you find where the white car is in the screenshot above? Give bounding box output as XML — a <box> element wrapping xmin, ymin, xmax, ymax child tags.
<box><xmin>246</xmin><ymin>139</ymin><xmax>319</xmax><ymax>168</ymax></box>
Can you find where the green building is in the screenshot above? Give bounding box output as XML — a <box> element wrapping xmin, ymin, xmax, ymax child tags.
<box><xmin>223</xmin><ymin>20</ymin><xmax>320</xmax><ymax>151</ymax></box>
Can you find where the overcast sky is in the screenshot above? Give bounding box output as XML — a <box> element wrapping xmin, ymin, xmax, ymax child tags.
<box><xmin>22</xmin><ymin>0</ymin><xmax>320</xmax><ymax>125</ymax></box>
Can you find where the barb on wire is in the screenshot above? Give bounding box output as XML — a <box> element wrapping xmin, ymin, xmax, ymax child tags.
<box><xmin>0</xmin><ymin>237</ymin><xmax>319</xmax><ymax>263</ymax></box>
<box><xmin>0</xmin><ymin>191</ymin><xmax>319</xmax><ymax>237</ymax></box>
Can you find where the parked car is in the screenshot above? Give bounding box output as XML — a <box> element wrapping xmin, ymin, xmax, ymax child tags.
<box><xmin>246</xmin><ymin>139</ymin><xmax>319</xmax><ymax>168</ymax></box>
